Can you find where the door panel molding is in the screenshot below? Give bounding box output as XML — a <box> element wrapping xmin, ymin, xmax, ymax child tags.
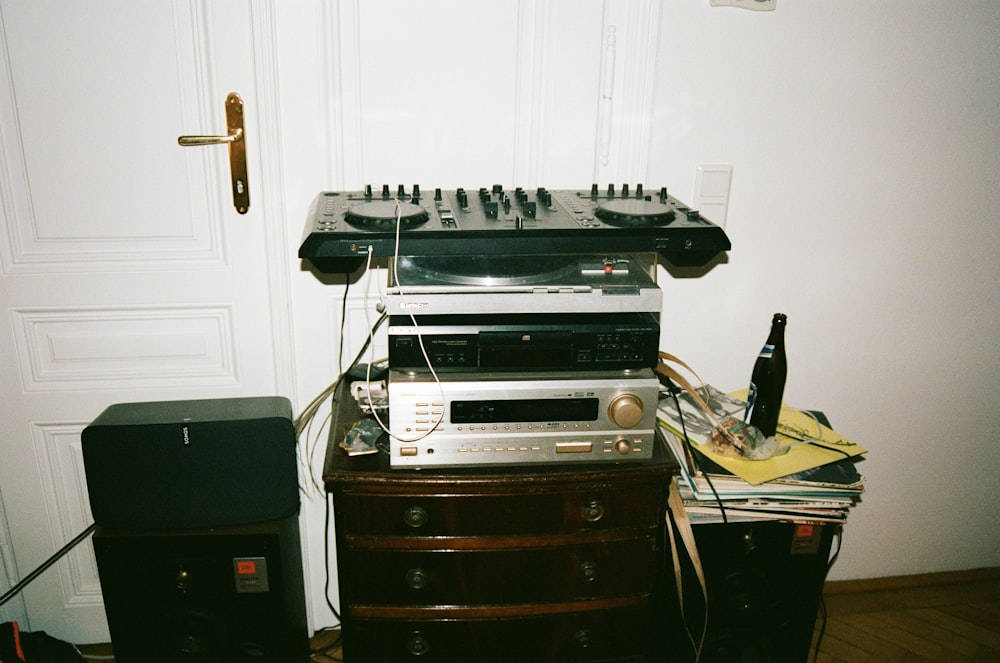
<box><xmin>29</xmin><ymin>423</ymin><xmax>102</xmax><ymax>608</ymax></box>
<box><xmin>11</xmin><ymin>305</ymin><xmax>240</xmax><ymax>392</ymax></box>
<box><xmin>0</xmin><ymin>0</ymin><xmax>229</xmax><ymax>274</ymax></box>
<box><xmin>318</xmin><ymin>0</ymin><xmax>364</xmax><ymax>188</ymax></box>
<box><xmin>592</xmin><ymin>0</ymin><xmax>662</xmax><ymax>185</ymax></box>
<box><xmin>248</xmin><ymin>0</ymin><xmax>298</xmax><ymax>402</ymax></box>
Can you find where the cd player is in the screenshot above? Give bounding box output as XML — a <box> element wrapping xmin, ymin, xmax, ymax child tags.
<box><xmin>388</xmin><ymin>312</ymin><xmax>660</xmax><ymax>373</ymax></box>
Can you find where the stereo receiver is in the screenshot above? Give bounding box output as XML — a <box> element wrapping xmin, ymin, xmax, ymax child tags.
<box><xmin>387</xmin><ymin>368</ymin><xmax>659</xmax><ymax>468</ymax></box>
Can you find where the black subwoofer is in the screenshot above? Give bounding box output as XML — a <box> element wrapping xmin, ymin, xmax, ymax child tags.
<box><xmin>663</xmin><ymin>521</ymin><xmax>837</xmax><ymax>663</ymax></box>
<box><xmin>92</xmin><ymin>517</ymin><xmax>308</xmax><ymax>663</ymax></box>
<box><xmin>82</xmin><ymin>397</ymin><xmax>307</xmax><ymax>662</ymax></box>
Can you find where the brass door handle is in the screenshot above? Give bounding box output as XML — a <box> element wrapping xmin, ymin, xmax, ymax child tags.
<box><xmin>178</xmin><ymin>92</ymin><xmax>250</xmax><ymax>214</ymax></box>
<box><xmin>177</xmin><ymin>129</ymin><xmax>242</xmax><ymax>146</ymax></box>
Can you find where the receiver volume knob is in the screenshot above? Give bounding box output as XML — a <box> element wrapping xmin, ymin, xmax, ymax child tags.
<box><xmin>608</xmin><ymin>394</ymin><xmax>643</xmax><ymax>429</ymax></box>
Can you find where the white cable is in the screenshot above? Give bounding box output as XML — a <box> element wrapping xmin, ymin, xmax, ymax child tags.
<box><xmin>363</xmin><ymin>197</ymin><xmax>447</xmax><ymax>444</ymax></box>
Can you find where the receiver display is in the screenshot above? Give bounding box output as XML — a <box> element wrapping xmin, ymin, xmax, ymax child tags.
<box><xmin>450</xmin><ymin>398</ymin><xmax>599</xmax><ymax>424</ymax></box>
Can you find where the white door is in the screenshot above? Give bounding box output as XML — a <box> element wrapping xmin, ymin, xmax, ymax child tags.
<box><xmin>0</xmin><ymin>0</ymin><xmax>290</xmax><ymax>643</ymax></box>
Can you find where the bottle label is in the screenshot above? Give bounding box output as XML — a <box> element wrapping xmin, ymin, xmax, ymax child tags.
<box><xmin>758</xmin><ymin>344</ymin><xmax>775</xmax><ymax>359</ymax></box>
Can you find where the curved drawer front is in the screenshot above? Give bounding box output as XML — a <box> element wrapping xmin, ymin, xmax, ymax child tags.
<box><xmin>334</xmin><ymin>482</ymin><xmax>665</xmax><ymax>537</ymax></box>
<box><xmin>342</xmin><ymin>536</ymin><xmax>656</xmax><ymax>606</ymax></box>
<box><xmin>345</xmin><ymin>602</ymin><xmax>651</xmax><ymax>662</ymax></box>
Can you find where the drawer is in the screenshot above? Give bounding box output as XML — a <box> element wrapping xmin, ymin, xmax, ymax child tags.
<box><xmin>344</xmin><ymin>601</ymin><xmax>652</xmax><ymax>662</ymax></box>
<box><xmin>333</xmin><ymin>482</ymin><xmax>665</xmax><ymax>537</ymax></box>
<box><xmin>341</xmin><ymin>536</ymin><xmax>657</xmax><ymax>606</ymax></box>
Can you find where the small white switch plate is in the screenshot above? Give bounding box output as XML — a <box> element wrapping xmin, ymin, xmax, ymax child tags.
<box><xmin>710</xmin><ymin>0</ymin><xmax>776</xmax><ymax>11</ymax></box>
<box><xmin>694</xmin><ymin>164</ymin><xmax>733</xmax><ymax>228</ymax></box>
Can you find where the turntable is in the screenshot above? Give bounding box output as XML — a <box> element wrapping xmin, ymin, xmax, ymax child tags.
<box><xmin>384</xmin><ymin>254</ymin><xmax>661</xmax><ymax>315</ymax></box>
<box><xmin>298</xmin><ymin>184</ymin><xmax>731</xmax><ymax>273</ymax></box>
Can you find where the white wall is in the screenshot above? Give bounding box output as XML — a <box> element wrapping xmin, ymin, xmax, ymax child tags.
<box><xmin>278</xmin><ymin>0</ymin><xmax>1000</xmax><ymax>630</ymax></box>
<box><xmin>645</xmin><ymin>1</ymin><xmax>1000</xmax><ymax>580</ymax></box>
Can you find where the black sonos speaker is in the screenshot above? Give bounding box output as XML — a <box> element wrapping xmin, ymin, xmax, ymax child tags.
<box><xmin>662</xmin><ymin>521</ymin><xmax>836</xmax><ymax>663</ymax></box>
<box><xmin>82</xmin><ymin>397</ymin><xmax>299</xmax><ymax>529</ymax></box>
<box><xmin>92</xmin><ymin>516</ymin><xmax>308</xmax><ymax>663</ymax></box>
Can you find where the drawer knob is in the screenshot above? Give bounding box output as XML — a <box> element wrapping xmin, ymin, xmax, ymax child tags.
<box><xmin>573</xmin><ymin>628</ymin><xmax>595</xmax><ymax>650</ymax></box>
<box><xmin>582</xmin><ymin>500</ymin><xmax>605</xmax><ymax>523</ymax></box>
<box><xmin>403</xmin><ymin>505</ymin><xmax>429</xmax><ymax>528</ymax></box>
<box><xmin>406</xmin><ymin>630</ymin><xmax>431</xmax><ymax>656</ymax></box>
<box><xmin>405</xmin><ymin>568</ymin><xmax>429</xmax><ymax>590</ymax></box>
<box><xmin>578</xmin><ymin>560</ymin><xmax>600</xmax><ymax>583</ymax></box>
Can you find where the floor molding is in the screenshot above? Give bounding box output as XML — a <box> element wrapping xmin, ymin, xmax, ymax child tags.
<box><xmin>825</xmin><ymin>565</ymin><xmax>1000</xmax><ymax>595</ymax></box>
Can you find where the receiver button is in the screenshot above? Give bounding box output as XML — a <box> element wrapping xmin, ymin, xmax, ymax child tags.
<box><xmin>556</xmin><ymin>441</ymin><xmax>593</xmax><ymax>454</ymax></box>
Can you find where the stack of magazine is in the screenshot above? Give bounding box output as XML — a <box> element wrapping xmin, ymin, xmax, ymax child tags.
<box><xmin>656</xmin><ymin>384</ymin><xmax>866</xmax><ymax>525</ymax></box>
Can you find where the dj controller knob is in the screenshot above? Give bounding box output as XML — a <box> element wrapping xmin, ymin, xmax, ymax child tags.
<box><xmin>607</xmin><ymin>393</ymin><xmax>644</xmax><ymax>429</ymax></box>
<box><xmin>537</xmin><ymin>187</ymin><xmax>552</xmax><ymax>208</ymax></box>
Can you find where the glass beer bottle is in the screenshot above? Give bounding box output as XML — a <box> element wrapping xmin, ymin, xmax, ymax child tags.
<box><xmin>746</xmin><ymin>313</ymin><xmax>787</xmax><ymax>438</ymax></box>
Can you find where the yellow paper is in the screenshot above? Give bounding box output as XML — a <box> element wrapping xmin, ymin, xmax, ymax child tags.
<box><xmin>697</xmin><ymin>399</ymin><xmax>867</xmax><ymax>485</ymax></box>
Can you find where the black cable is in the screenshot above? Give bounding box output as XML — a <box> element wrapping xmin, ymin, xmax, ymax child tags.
<box><xmin>317</xmin><ymin>311</ymin><xmax>388</xmax><ymax>618</ymax></box>
<box><xmin>0</xmin><ymin>522</ymin><xmax>97</xmax><ymax>607</ymax></box>
<box><xmin>323</xmin><ymin>491</ymin><xmax>341</xmax><ymax>623</ymax></box>
<box><xmin>336</xmin><ymin>270</ymin><xmax>352</xmax><ymax>373</ymax></box>
<box><xmin>663</xmin><ymin>379</ymin><xmax>728</xmax><ymax>524</ymax></box>
<box><xmin>811</xmin><ymin>526</ymin><xmax>843</xmax><ymax>662</ymax></box>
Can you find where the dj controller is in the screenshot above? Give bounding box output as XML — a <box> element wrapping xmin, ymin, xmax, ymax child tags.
<box><xmin>299</xmin><ymin>184</ymin><xmax>730</xmax><ymax>274</ymax></box>
<box><xmin>300</xmin><ymin>184</ymin><xmax>731</xmax><ymax>469</ymax></box>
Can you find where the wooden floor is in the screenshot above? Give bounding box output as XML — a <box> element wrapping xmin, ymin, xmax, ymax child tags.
<box><xmin>78</xmin><ymin>569</ymin><xmax>1000</xmax><ymax>662</ymax></box>
<box><xmin>810</xmin><ymin>569</ymin><xmax>1000</xmax><ymax>663</ymax></box>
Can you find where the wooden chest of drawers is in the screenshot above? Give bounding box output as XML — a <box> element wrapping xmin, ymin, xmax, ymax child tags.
<box><xmin>324</xmin><ymin>393</ymin><xmax>676</xmax><ymax>662</ymax></box>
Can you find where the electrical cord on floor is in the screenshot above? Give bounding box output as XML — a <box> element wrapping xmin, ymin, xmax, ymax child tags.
<box><xmin>0</xmin><ymin>523</ymin><xmax>97</xmax><ymax>608</ymax></box>
<box><xmin>811</xmin><ymin>526</ymin><xmax>843</xmax><ymax>662</ymax></box>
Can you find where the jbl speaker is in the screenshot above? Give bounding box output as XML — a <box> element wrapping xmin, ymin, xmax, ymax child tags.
<box><xmin>82</xmin><ymin>397</ymin><xmax>299</xmax><ymax>529</ymax></box>
<box><xmin>663</xmin><ymin>521</ymin><xmax>836</xmax><ymax>663</ymax></box>
<box><xmin>92</xmin><ymin>516</ymin><xmax>308</xmax><ymax>663</ymax></box>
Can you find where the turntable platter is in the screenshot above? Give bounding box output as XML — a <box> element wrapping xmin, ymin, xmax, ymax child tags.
<box><xmin>345</xmin><ymin>200</ymin><xmax>430</xmax><ymax>229</ymax></box>
<box><xmin>594</xmin><ymin>199</ymin><xmax>675</xmax><ymax>227</ymax></box>
<box><xmin>395</xmin><ymin>255</ymin><xmax>578</xmax><ymax>286</ymax></box>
